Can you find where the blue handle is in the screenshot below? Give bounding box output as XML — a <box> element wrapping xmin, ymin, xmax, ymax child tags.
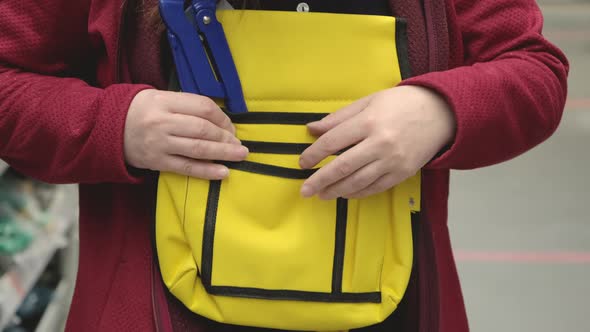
<box><xmin>159</xmin><ymin>0</ymin><xmax>248</xmax><ymax>113</ymax></box>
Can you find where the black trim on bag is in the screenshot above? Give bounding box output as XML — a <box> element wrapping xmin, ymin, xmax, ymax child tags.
<box><xmin>200</xmin><ymin>169</ymin><xmax>382</xmax><ymax>303</ymax></box>
<box><xmin>241</xmin><ymin>141</ymin><xmax>311</xmax><ymax>155</ymax></box>
<box><xmin>228</xmin><ymin>111</ymin><xmax>329</xmax><ymax>125</ymax></box>
<box><xmin>255</xmin><ymin>0</ymin><xmax>392</xmax><ymax>17</ymax></box>
<box><xmin>221</xmin><ymin>160</ymin><xmax>317</xmax><ymax>179</ymax></box>
<box><xmin>205</xmin><ymin>285</ymin><xmax>381</xmax><ymax>303</ymax></box>
<box><xmin>201</xmin><ymin>180</ymin><xmax>222</xmax><ymax>287</ymax></box>
<box><xmin>242</xmin><ymin>141</ymin><xmax>349</xmax><ymax>156</ymax></box>
<box><xmin>395</xmin><ymin>18</ymin><xmax>412</xmax><ymax>80</ymax></box>
<box><xmin>332</xmin><ymin>198</ymin><xmax>348</xmax><ymax>294</ymax></box>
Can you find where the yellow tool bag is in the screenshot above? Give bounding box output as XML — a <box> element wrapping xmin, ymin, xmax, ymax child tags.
<box><xmin>156</xmin><ymin>4</ymin><xmax>421</xmax><ymax>331</ymax></box>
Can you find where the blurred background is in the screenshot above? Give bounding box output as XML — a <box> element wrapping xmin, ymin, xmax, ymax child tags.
<box><xmin>0</xmin><ymin>0</ymin><xmax>587</xmax><ymax>331</ymax></box>
<box><xmin>450</xmin><ymin>0</ymin><xmax>590</xmax><ymax>331</ymax></box>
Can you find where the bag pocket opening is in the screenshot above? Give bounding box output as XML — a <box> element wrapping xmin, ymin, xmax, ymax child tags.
<box><xmin>198</xmin><ymin>160</ymin><xmax>382</xmax><ymax>303</ymax></box>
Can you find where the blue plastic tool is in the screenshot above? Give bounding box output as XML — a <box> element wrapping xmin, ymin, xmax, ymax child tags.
<box><xmin>159</xmin><ymin>0</ymin><xmax>248</xmax><ymax>113</ymax></box>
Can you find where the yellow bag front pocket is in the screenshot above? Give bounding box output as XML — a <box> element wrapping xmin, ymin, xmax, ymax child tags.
<box><xmin>194</xmin><ymin>160</ymin><xmax>387</xmax><ymax>301</ymax></box>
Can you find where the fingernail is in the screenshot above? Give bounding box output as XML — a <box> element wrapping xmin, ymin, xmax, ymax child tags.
<box><xmin>239</xmin><ymin>146</ymin><xmax>249</xmax><ymax>157</ymax></box>
<box><xmin>299</xmin><ymin>157</ymin><xmax>308</xmax><ymax>169</ymax></box>
<box><xmin>307</xmin><ymin>121</ymin><xmax>323</xmax><ymax>131</ymax></box>
<box><xmin>218</xmin><ymin>167</ymin><xmax>229</xmax><ymax>178</ymax></box>
<box><xmin>301</xmin><ymin>184</ymin><xmax>314</xmax><ymax>198</ymax></box>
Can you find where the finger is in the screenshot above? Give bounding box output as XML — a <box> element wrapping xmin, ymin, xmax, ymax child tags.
<box><xmin>168</xmin><ymin>136</ymin><xmax>249</xmax><ymax>162</ymax></box>
<box><xmin>299</xmin><ymin>112</ymin><xmax>368</xmax><ymax>169</ymax></box>
<box><xmin>300</xmin><ymin>141</ymin><xmax>378</xmax><ymax>197</ymax></box>
<box><xmin>161</xmin><ymin>156</ymin><xmax>230</xmax><ymax>180</ymax></box>
<box><xmin>344</xmin><ymin>173</ymin><xmax>401</xmax><ymax>199</ymax></box>
<box><xmin>307</xmin><ymin>94</ymin><xmax>373</xmax><ymax>136</ymax></box>
<box><xmin>317</xmin><ymin>161</ymin><xmax>386</xmax><ymax>200</ymax></box>
<box><xmin>163</xmin><ymin>91</ymin><xmax>235</xmax><ymax>134</ymax></box>
<box><xmin>167</xmin><ymin>113</ymin><xmax>240</xmax><ymax>144</ymax></box>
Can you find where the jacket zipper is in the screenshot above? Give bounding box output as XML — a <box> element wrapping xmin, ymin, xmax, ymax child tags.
<box><xmin>419</xmin><ymin>0</ymin><xmax>448</xmax><ymax>330</ymax></box>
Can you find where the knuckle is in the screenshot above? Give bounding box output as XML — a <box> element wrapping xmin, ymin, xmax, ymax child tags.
<box><xmin>362</xmin><ymin>112</ymin><xmax>378</xmax><ymax>132</ymax></box>
<box><xmin>151</xmin><ymin>90</ymin><xmax>168</xmax><ymax>104</ymax></box>
<box><xmin>351</xmin><ymin>175</ymin><xmax>368</xmax><ymax>189</ymax></box>
<box><xmin>182</xmin><ymin>161</ymin><xmax>194</xmax><ymax>176</ymax></box>
<box><xmin>334</xmin><ymin>160</ymin><xmax>353</xmax><ymax>177</ymax></box>
<box><xmin>193</xmin><ymin>120</ymin><xmax>208</xmax><ymax>138</ymax></box>
<box><xmin>320</xmin><ymin>136</ymin><xmax>338</xmax><ymax>153</ymax></box>
<box><xmin>191</xmin><ymin>140</ymin><xmax>207</xmax><ymax>157</ymax></box>
<box><xmin>142</xmin><ymin>112</ymin><xmax>166</xmax><ymax>131</ymax></box>
<box><xmin>222</xmin><ymin>131</ymin><xmax>234</xmax><ymax>143</ymax></box>
<box><xmin>375</xmin><ymin>131</ymin><xmax>396</xmax><ymax>150</ymax></box>
<box><xmin>197</xmin><ymin>97</ymin><xmax>218</xmax><ymax>115</ymax></box>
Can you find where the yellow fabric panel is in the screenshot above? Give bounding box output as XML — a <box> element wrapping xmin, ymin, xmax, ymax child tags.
<box><xmin>341</xmin><ymin>194</ymin><xmax>388</xmax><ymax>294</ymax></box>
<box><xmin>156</xmin><ymin>173</ymin><xmax>195</xmax><ymax>288</ymax></box>
<box><xmin>212</xmin><ymin>171</ymin><xmax>335</xmax><ymax>291</ymax></box>
<box><xmin>236</xmin><ymin>123</ymin><xmax>317</xmax><ymax>144</ymax></box>
<box><xmin>156</xmin><ymin>10</ymin><xmax>419</xmax><ymax>331</ymax></box>
<box><xmin>219</xmin><ymin>10</ymin><xmax>402</xmax><ymax>104</ymax></box>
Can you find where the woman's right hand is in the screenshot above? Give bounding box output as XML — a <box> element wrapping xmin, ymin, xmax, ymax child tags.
<box><xmin>124</xmin><ymin>89</ymin><xmax>248</xmax><ymax>180</ymax></box>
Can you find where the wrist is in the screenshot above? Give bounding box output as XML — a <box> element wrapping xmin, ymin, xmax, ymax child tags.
<box><xmin>405</xmin><ymin>85</ymin><xmax>456</xmax><ymax>147</ymax></box>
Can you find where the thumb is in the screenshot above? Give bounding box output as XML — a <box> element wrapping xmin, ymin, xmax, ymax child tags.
<box><xmin>307</xmin><ymin>94</ymin><xmax>373</xmax><ymax>136</ymax></box>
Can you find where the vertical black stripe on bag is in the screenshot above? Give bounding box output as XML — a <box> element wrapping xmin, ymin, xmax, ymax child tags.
<box><xmin>395</xmin><ymin>18</ymin><xmax>412</xmax><ymax>80</ymax></box>
<box><xmin>202</xmin><ymin>180</ymin><xmax>222</xmax><ymax>288</ymax></box>
<box><xmin>331</xmin><ymin>198</ymin><xmax>348</xmax><ymax>294</ymax></box>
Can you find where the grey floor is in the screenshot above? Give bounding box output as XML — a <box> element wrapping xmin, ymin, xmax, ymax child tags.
<box><xmin>449</xmin><ymin>1</ymin><xmax>590</xmax><ymax>331</ymax></box>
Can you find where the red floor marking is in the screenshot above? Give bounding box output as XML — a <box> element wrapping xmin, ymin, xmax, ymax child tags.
<box><xmin>566</xmin><ymin>98</ymin><xmax>590</xmax><ymax>110</ymax></box>
<box><xmin>454</xmin><ymin>251</ymin><xmax>590</xmax><ymax>264</ymax></box>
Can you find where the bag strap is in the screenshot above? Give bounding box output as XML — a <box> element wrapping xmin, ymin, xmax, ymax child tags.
<box><xmin>159</xmin><ymin>0</ymin><xmax>248</xmax><ymax>113</ymax></box>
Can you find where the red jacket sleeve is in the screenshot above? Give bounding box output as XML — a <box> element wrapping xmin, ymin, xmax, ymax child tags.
<box><xmin>402</xmin><ymin>0</ymin><xmax>569</xmax><ymax>170</ymax></box>
<box><xmin>0</xmin><ymin>1</ymin><xmax>151</xmax><ymax>184</ymax></box>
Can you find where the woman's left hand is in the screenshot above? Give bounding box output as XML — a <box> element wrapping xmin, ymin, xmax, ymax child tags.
<box><xmin>299</xmin><ymin>85</ymin><xmax>456</xmax><ymax>200</ymax></box>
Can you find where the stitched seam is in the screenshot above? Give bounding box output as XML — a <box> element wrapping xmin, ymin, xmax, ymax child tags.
<box><xmin>96</xmin><ymin>255</ymin><xmax>125</xmax><ymax>330</ymax></box>
<box><xmin>182</xmin><ymin>176</ymin><xmax>189</xmax><ymax>229</ymax></box>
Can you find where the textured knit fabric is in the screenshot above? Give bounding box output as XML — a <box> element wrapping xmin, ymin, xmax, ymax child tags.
<box><xmin>0</xmin><ymin>0</ymin><xmax>568</xmax><ymax>332</ymax></box>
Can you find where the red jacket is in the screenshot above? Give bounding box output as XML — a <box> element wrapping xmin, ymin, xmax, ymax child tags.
<box><xmin>0</xmin><ymin>0</ymin><xmax>568</xmax><ymax>331</ymax></box>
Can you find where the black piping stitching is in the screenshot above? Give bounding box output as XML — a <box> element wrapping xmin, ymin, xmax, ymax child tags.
<box><xmin>205</xmin><ymin>285</ymin><xmax>382</xmax><ymax>303</ymax></box>
<box><xmin>227</xmin><ymin>111</ymin><xmax>328</xmax><ymax>125</ymax></box>
<box><xmin>201</xmin><ymin>180</ymin><xmax>221</xmax><ymax>287</ymax></box>
<box><xmin>241</xmin><ymin>141</ymin><xmax>312</xmax><ymax>154</ymax></box>
<box><xmin>182</xmin><ymin>176</ymin><xmax>189</xmax><ymax>228</ymax></box>
<box><xmin>242</xmin><ymin>141</ymin><xmax>350</xmax><ymax>156</ymax></box>
<box><xmin>332</xmin><ymin>198</ymin><xmax>348</xmax><ymax>294</ymax></box>
<box><xmin>395</xmin><ymin>18</ymin><xmax>413</xmax><ymax>80</ymax></box>
<box><xmin>255</xmin><ymin>0</ymin><xmax>392</xmax><ymax>17</ymax></box>
<box><xmin>221</xmin><ymin>160</ymin><xmax>317</xmax><ymax>179</ymax></box>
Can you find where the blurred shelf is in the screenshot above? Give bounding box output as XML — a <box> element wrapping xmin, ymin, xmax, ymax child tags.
<box><xmin>0</xmin><ymin>160</ymin><xmax>8</xmax><ymax>176</ymax></box>
<box><xmin>35</xmin><ymin>280</ymin><xmax>70</xmax><ymax>332</ymax></box>
<box><xmin>0</xmin><ymin>188</ymin><xmax>76</xmax><ymax>330</ymax></box>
